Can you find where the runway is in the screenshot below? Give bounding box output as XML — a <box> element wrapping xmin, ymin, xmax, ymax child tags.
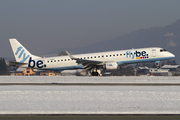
<box><xmin>0</xmin><ymin>83</ymin><xmax>180</xmax><ymax>86</ymax></box>
<box><xmin>1</xmin><ymin>114</ymin><xmax>180</xmax><ymax>120</ymax></box>
<box><xmin>1</xmin><ymin>76</ymin><xmax>180</xmax><ymax>86</ymax></box>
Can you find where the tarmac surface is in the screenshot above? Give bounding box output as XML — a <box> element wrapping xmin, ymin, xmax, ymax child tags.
<box><xmin>0</xmin><ymin>83</ymin><xmax>180</xmax><ymax>86</ymax></box>
<box><xmin>1</xmin><ymin>114</ymin><xmax>180</xmax><ymax>120</ymax></box>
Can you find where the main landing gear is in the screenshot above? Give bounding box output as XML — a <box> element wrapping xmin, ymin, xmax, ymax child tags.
<box><xmin>91</xmin><ymin>71</ymin><xmax>99</xmax><ymax>76</ymax></box>
<box><xmin>90</xmin><ymin>68</ymin><xmax>102</xmax><ymax>76</ymax></box>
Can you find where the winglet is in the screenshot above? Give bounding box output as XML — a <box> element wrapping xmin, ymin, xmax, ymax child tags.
<box><xmin>66</xmin><ymin>51</ymin><xmax>76</xmax><ymax>60</ymax></box>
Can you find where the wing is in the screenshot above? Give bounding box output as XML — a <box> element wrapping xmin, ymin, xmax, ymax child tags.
<box><xmin>66</xmin><ymin>51</ymin><xmax>103</xmax><ymax>70</ymax></box>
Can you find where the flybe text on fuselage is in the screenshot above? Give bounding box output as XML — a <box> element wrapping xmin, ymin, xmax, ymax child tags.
<box><xmin>126</xmin><ymin>50</ymin><xmax>149</xmax><ymax>59</ymax></box>
<box><xmin>28</xmin><ymin>57</ymin><xmax>46</xmax><ymax>68</ymax></box>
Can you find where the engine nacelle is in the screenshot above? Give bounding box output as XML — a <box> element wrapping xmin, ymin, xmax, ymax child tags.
<box><xmin>104</xmin><ymin>62</ymin><xmax>119</xmax><ymax>70</ymax></box>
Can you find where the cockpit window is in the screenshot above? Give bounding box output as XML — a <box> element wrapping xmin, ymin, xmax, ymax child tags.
<box><xmin>160</xmin><ymin>49</ymin><xmax>167</xmax><ymax>52</ymax></box>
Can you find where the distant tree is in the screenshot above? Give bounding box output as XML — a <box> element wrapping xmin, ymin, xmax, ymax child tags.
<box><xmin>171</xmin><ymin>60</ymin><xmax>177</xmax><ymax>65</ymax></box>
<box><xmin>0</xmin><ymin>58</ymin><xmax>9</xmax><ymax>75</ymax></box>
<box><xmin>57</xmin><ymin>51</ymin><xmax>67</xmax><ymax>56</ymax></box>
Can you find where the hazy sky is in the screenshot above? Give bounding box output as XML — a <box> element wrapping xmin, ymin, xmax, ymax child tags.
<box><xmin>1</xmin><ymin>0</ymin><xmax>180</xmax><ymax>58</ymax></box>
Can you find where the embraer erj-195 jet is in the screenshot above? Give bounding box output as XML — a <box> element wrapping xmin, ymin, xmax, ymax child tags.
<box><xmin>9</xmin><ymin>38</ymin><xmax>175</xmax><ymax>76</ymax></box>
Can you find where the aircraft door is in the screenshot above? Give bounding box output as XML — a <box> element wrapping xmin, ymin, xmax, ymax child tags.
<box><xmin>152</xmin><ymin>49</ymin><xmax>156</xmax><ymax>57</ymax></box>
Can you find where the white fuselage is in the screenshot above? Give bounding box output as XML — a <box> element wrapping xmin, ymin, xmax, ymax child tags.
<box><xmin>24</xmin><ymin>47</ymin><xmax>175</xmax><ymax>70</ymax></box>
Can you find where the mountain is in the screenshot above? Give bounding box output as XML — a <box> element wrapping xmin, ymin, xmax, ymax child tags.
<box><xmin>48</xmin><ymin>19</ymin><xmax>180</xmax><ymax>63</ymax></box>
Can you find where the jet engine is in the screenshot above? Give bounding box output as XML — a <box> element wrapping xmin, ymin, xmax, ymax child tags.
<box><xmin>103</xmin><ymin>62</ymin><xmax>119</xmax><ymax>70</ymax></box>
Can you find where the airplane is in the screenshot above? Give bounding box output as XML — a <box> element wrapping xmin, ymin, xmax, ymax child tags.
<box><xmin>9</xmin><ymin>38</ymin><xmax>175</xmax><ymax>76</ymax></box>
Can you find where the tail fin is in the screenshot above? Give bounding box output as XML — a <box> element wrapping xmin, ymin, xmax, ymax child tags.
<box><xmin>9</xmin><ymin>38</ymin><xmax>40</xmax><ymax>63</ymax></box>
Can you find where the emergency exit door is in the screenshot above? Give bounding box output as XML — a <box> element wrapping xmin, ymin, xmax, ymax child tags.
<box><xmin>152</xmin><ymin>49</ymin><xmax>156</xmax><ymax>57</ymax></box>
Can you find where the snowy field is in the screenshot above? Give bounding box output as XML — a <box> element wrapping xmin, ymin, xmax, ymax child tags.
<box><xmin>0</xmin><ymin>76</ymin><xmax>180</xmax><ymax>114</ymax></box>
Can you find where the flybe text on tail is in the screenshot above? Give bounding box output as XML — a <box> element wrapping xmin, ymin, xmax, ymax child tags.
<box><xmin>16</xmin><ymin>46</ymin><xmax>30</xmax><ymax>63</ymax></box>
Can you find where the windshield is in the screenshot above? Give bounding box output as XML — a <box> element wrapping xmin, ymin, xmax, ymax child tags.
<box><xmin>160</xmin><ymin>49</ymin><xmax>167</xmax><ymax>52</ymax></box>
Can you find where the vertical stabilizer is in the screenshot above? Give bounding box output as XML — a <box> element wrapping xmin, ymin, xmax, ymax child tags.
<box><xmin>9</xmin><ymin>38</ymin><xmax>40</xmax><ymax>63</ymax></box>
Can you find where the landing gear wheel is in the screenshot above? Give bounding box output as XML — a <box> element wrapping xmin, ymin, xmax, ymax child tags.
<box><xmin>91</xmin><ymin>72</ymin><xmax>99</xmax><ymax>76</ymax></box>
<box><xmin>154</xmin><ymin>61</ymin><xmax>161</xmax><ymax>69</ymax></box>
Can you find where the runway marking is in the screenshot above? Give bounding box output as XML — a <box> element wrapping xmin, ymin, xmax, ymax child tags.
<box><xmin>1</xmin><ymin>114</ymin><xmax>180</xmax><ymax>120</ymax></box>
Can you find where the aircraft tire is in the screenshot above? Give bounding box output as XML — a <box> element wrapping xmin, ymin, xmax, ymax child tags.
<box><xmin>91</xmin><ymin>72</ymin><xmax>99</xmax><ymax>76</ymax></box>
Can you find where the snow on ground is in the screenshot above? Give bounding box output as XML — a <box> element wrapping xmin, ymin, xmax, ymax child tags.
<box><xmin>0</xmin><ymin>76</ymin><xmax>180</xmax><ymax>114</ymax></box>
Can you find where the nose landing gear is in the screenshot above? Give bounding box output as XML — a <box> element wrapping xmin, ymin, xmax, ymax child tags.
<box><xmin>156</xmin><ymin>61</ymin><xmax>160</xmax><ymax>69</ymax></box>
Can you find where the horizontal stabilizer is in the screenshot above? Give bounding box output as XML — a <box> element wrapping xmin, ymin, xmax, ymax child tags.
<box><xmin>9</xmin><ymin>61</ymin><xmax>28</xmax><ymax>67</ymax></box>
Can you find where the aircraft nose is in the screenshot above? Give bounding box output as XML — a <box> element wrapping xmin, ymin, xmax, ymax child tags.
<box><xmin>170</xmin><ymin>53</ymin><xmax>175</xmax><ymax>58</ymax></box>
